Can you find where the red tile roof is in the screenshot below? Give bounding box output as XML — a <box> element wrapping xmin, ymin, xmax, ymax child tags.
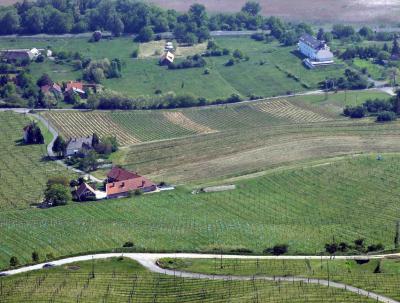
<box><xmin>106</xmin><ymin>177</ymin><xmax>156</xmax><ymax>196</ymax></box>
<box><xmin>66</xmin><ymin>81</ymin><xmax>84</xmax><ymax>92</ymax></box>
<box><xmin>107</xmin><ymin>167</ymin><xmax>140</xmax><ymax>182</ymax></box>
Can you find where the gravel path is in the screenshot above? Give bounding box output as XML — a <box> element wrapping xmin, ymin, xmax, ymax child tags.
<box><xmin>1</xmin><ymin>252</ymin><xmax>399</xmax><ymax>303</ymax></box>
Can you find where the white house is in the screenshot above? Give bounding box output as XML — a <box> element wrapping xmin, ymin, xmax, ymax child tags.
<box><xmin>298</xmin><ymin>34</ymin><xmax>334</xmax><ymax>68</ymax></box>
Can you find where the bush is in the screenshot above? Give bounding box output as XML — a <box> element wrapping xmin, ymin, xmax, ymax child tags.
<box><xmin>10</xmin><ymin>256</ymin><xmax>19</xmax><ymax>267</ymax></box>
<box><xmin>264</xmin><ymin>244</ymin><xmax>288</xmax><ymax>255</ymax></box>
<box><xmin>376</xmin><ymin>111</ymin><xmax>397</xmax><ymax>122</ymax></box>
<box><xmin>122</xmin><ymin>241</ymin><xmax>134</xmax><ymax>248</ymax></box>
<box><xmin>32</xmin><ymin>251</ymin><xmax>39</xmax><ymax>263</ymax></box>
<box><xmin>325</xmin><ymin>242</ymin><xmax>338</xmax><ymax>254</ymax></box>
<box><xmin>343</xmin><ymin>105</ymin><xmax>366</xmax><ymax>118</ymax></box>
<box><xmin>367</xmin><ymin>243</ymin><xmax>384</xmax><ymax>252</ymax></box>
<box><xmin>131</xmin><ymin>49</ymin><xmax>139</xmax><ymax>58</ymax></box>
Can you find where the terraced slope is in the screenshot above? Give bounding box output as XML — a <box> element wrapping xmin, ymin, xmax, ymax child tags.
<box><xmin>0</xmin><ymin>258</ymin><xmax>376</xmax><ymax>303</ymax></box>
<box><xmin>41</xmin><ymin>98</ymin><xmax>332</xmax><ymax>146</ymax></box>
<box><xmin>0</xmin><ymin>112</ymin><xmax>73</xmax><ymax>209</ymax></box>
<box><xmin>1</xmin><ymin>155</ymin><xmax>400</xmax><ymax>268</ymax></box>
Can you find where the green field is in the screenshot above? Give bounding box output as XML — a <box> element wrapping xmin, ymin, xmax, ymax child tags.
<box><xmin>0</xmin><ymin>112</ymin><xmax>73</xmax><ymax>209</ymax></box>
<box><xmin>0</xmin><ymin>258</ymin><xmax>376</xmax><ymax>303</ymax></box>
<box><xmin>1</xmin><ymin>154</ymin><xmax>400</xmax><ymax>269</ymax></box>
<box><xmin>0</xmin><ymin>36</ymin><xmax>353</xmax><ymax>100</ymax></box>
<box><xmin>160</xmin><ymin>258</ymin><xmax>400</xmax><ymax>301</ymax></box>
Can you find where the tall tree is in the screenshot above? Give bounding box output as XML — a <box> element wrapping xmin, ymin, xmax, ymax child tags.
<box><xmin>241</xmin><ymin>1</ymin><xmax>262</xmax><ymax>16</ymax></box>
<box><xmin>0</xmin><ymin>10</ymin><xmax>21</xmax><ymax>35</ymax></box>
<box><xmin>52</xmin><ymin>135</ymin><xmax>67</xmax><ymax>157</ymax></box>
<box><xmin>392</xmin><ymin>36</ymin><xmax>400</xmax><ymax>56</ymax></box>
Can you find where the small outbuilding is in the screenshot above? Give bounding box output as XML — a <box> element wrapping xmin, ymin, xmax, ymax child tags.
<box><xmin>65</xmin><ymin>136</ymin><xmax>93</xmax><ymax>157</ymax></box>
<box><xmin>159</xmin><ymin>51</ymin><xmax>175</xmax><ymax>65</ymax></box>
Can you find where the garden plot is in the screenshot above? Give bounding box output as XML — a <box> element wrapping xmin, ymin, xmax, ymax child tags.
<box><xmin>253</xmin><ymin>99</ymin><xmax>331</xmax><ymax>123</ymax></box>
<box><xmin>42</xmin><ymin>111</ymin><xmax>141</xmax><ymax>145</ymax></box>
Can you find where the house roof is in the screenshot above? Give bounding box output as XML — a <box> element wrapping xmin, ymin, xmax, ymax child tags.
<box><xmin>106</xmin><ymin>177</ymin><xmax>156</xmax><ymax>196</ymax></box>
<box><xmin>66</xmin><ymin>136</ymin><xmax>93</xmax><ymax>151</ymax></box>
<box><xmin>107</xmin><ymin>167</ymin><xmax>140</xmax><ymax>182</ymax></box>
<box><xmin>41</xmin><ymin>83</ymin><xmax>62</xmax><ymax>94</ymax></box>
<box><xmin>299</xmin><ymin>34</ymin><xmax>324</xmax><ymax>50</ymax></box>
<box><xmin>160</xmin><ymin>51</ymin><xmax>175</xmax><ymax>63</ymax></box>
<box><xmin>76</xmin><ymin>183</ymin><xmax>96</xmax><ymax>198</ymax></box>
<box><xmin>66</xmin><ymin>81</ymin><xmax>84</xmax><ymax>92</ymax></box>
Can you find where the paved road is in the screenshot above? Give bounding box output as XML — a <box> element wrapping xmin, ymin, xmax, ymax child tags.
<box><xmin>1</xmin><ymin>252</ymin><xmax>399</xmax><ymax>303</ymax></box>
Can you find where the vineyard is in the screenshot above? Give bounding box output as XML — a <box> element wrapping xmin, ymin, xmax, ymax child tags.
<box><xmin>0</xmin><ymin>258</ymin><xmax>379</xmax><ymax>302</ymax></box>
<box><xmin>41</xmin><ymin>98</ymin><xmax>333</xmax><ymax>146</ymax></box>
<box><xmin>1</xmin><ymin>155</ymin><xmax>400</xmax><ymax>268</ymax></box>
<box><xmin>161</xmin><ymin>258</ymin><xmax>400</xmax><ymax>301</ymax></box>
<box><xmin>0</xmin><ymin>112</ymin><xmax>73</xmax><ymax>209</ymax></box>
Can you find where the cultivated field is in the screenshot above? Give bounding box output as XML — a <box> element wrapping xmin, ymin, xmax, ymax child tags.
<box><xmin>0</xmin><ymin>258</ymin><xmax>376</xmax><ymax>303</ymax></box>
<box><xmin>161</xmin><ymin>258</ymin><xmax>400</xmax><ymax>301</ymax></box>
<box><xmin>1</xmin><ymin>154</ymin><xmax>400</xmax><ymax>268</ymax></box>
<box><xmin>0</xmin><ymin>112</ymin><xmax>73</xmax><ymax>209</ymax></box>
<box><xmin>145</xmin><ymin>0</ymin><xmax>400</xmax><ymax>24</ymax></box>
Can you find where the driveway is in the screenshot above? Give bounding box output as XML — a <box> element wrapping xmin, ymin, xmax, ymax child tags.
<box><xmin>1</xmin><ymin>252</ymin><xmax>399</xmax><ymax>303</ymax></box>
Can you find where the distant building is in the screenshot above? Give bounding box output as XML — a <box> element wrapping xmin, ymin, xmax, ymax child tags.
<box><xmin>65</xmin><ymin>81</ymin><xmax>86</xmax><ymax>97</ymax></box>
<box><xmin>106</xmin><ymin>167</ymin><xmax>157</xmax><ymax>199</ymax></box>
<box><xmin>65</xmin><ymin>136</ymin><xmax>93</xmax><ymax>157</ymax></box>
<box><xmin>165</xmin><ymin>41</ymin><xmax>174</xmax><ymax>52</ymax></box>
<box><xmin>159</xmin><ymin>51</ymin><xmax>175</xmax><ymax>65</ymax></box>
<box><xmin>1</xmin><ymin>48</ymin><xmax>41</xmax><ymax>62</ymax></box>
<box><xmin>75</xmin><ymin>183</ymin><xmax>107</xmax><ymax>201</ymax></box>
<box><xmin>41</xmin><ymin>83</ymin><xmax>62</xmax><ymax>97</ymax></box>
<box><xmin>298</xmin><ymin>34</ymin><xmax>334</xmax><ymax>68</ymax></box>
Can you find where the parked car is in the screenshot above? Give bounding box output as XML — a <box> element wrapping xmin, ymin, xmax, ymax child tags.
<box><xmin>0</xmin><ymin>272</ymin><xmax>8</xmax><ymax>276</ymax></box>
<box><xmin>42</xmin><ymin>263</ymin><xmax>55</xmax><ymax>269</ymax></box>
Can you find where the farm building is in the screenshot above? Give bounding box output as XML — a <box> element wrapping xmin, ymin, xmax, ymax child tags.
<box><xmin>65</xmin><ymin>81</ymin><xmax>86</xmax><ymax>97</ymax></box>
<box><xmin>298</xmin><ymin>34</ymin><xmax>334</xmax><ymax>68</ymax></box>
<box><xmin>1</xmin><ymin>48</ymin><xmax>41</xmax><ymax>62</ymax></box>
<box><xmin>165</xmin><ymin>41</ymin><xmax>174</xmax><ymax>52</ymax></box>
<box><xmin>65</xmin><ymin>136</ymin><xmax>93</xmax><ymax>157</ymax></box>
<box><xmin>106</xmin><ymin>167</ymin><xmax>157</xmax><ymax>199</ymax></box>
<box><xmin>41</xmin><ymin>83</ymin><xmax>62</xmax><ymax>97</ymax></box>
<box><xmin>75</xmin><ymin>183</ymin><xmax>107</xmax><ymax>201</ymax></box>
<box><xmin>160</xmin><ymin>51</ymin><xmax>175</xmax><ymax>65</ymax></box>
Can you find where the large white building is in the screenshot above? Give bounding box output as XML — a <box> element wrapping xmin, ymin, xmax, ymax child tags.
<box><xmin>298</xmin><ymin>34</ymin><xmax>334</xmax><ymax>68</ymax></box>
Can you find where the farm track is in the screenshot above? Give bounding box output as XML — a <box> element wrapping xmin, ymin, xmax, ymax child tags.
<box><xmin>2</xmin><ymin>252</ymin><xmax>400</xmax><ymax>303</ymax></box>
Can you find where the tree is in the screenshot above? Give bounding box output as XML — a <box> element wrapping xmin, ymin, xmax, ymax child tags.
<box><xmin>0</xmin><ymin>10</ymin><xmax>20</xmax><ymax>35</ymax></box>
<box><xmin>32</xmin><ymin>251</ymin><xmax>39</xmax><ymax>263</ymax></box>
<box><xmin>136</xmin><ymin>26</ymin><xmax>154</xmax><ymax>42</ymax></box>
<box><xmin>108</xmin><ymin>14</ymin><xmax>124</xmax><ymax>37</ymax></box>
<box><xmin>36</xmin><ymin>74</ymin><xmax>53</xmax><ymax>87</ymax></box>
<box><xmin>359</xmin><ymin>26</ymin><xmax>374</xmax><ymax>40</ymax></box>
<box><xmin>189</xmin><ymin>3</ymin><xmax>208</xmax><ymax>27</ymax></box>
<box><xmin>182</xmin><ymin>32</ymin><xmax>197</xmax><ymax>45</ymax></box>
<box><xmin>9</xmin><ymin>256</ymin><xmax>19</xmax><ymax>267</ymax></box>
<box><xmin>392</xmin><ymin>36</ymin><xmax>400</xmax><ymax>56</ymax></box>
<box><xmin>46</xmin><ymin>10</ymin><xmax>73</xmax><ymax>34</ymax></box>
<box><xmin>317</xmin><ymin>28</ymin><xmax>325</xmax><ymax>40</ymax></box>
<box><xmin>376</xmin><ymin>111</ymin><xmax>397</xmax><ymax>122</ymax></box>
<box><xmin>92</xmin><ymin>133</ymin><xmax>100</xmax><ymax>147</ymax></box>
<box><xmin>395</xmin><ymin>221</ymin><xmax>400</xmax><ymax>249</ymax></box>
<box><xmin>92</xmin><ymin>31</ymin><xmax>102</xmax><ymax>42</ymax></box>
<box><xmin>325</xmin><ymin>242</ymin><xmax>338</xmax><ymax>254</ymax></box>
<box><xmin>52</xmin><ymin>135</ymin><xmax>66</xmax><ymax>157</ymax></box>
<box><xmin>78</xmin><ymin>150</ymin><xmax>98</xmax><ymax>172</ymax></box>
<box><xmin>23</xmin><ymin>7</ymin><xmax>44</xmax><ymax>34</ymax></box>
<box><xmin>241</xmin><ymin>1</ymin><xmax>262</xmax><ymax>16</ymax></box>
<box><xmin>343</xmin><ymin>105</ymin><xmax>366</xmax><ymax>118</ymax></box>
<box><xmin>44</xmin><ymin>183</ymin><xmax>71</xmax><ymax>206</ymax></box>
<box><xmin>264</xmin><ymin>244</ymin><xmax>288</xmax><ymax>255</ymax></box>
<box><xmin>24</xmin><ymin>122</ymin><xmax>44</xmax><ymax>144</ymax></box>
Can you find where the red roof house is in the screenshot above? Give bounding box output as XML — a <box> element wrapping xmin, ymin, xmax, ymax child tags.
<box><xmin>41</xmin><ymin>83</ymin><xmax>62</xmax><ymax>96</ymax></box>
<box><xmin>65</xmin><ymin>81</ymin><xmax>86</xmax><ymax>96</ymax></box>
<box><xmin>106</xmin><ymin>167</ymin><xmax>157</xmax><ymax>198</ymax></box>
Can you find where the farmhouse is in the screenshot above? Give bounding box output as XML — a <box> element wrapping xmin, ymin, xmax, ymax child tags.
<box><xmin>106</xmin><ymin>167</ymin><xmax>157</xmax><ymax>198</ymax></box>
<box><xmin>298</xmin><ymin>34</ymin><xmax>334</xmax><ymax>68</ymax></box>
<box><xmin>75</xmin><ymin>183</ymin><xmax>107</xmax><ymax>201</ymax></box>
<box><xmin>65</xmin><ymin>136</ymin><xmax>93</xmax><ymax>157</ymax></box>
<box><xmin>160</xmin><ymin>51</ymin><xmax>175</xmax><ymax>65</ymax></box>
<box><xmin>1</xmin><ymin>48</ymin><xmax>41</xmax><ymax>62</ymax></box>
<box><xmin>41</xmin><ymin>83</ymin><xmax>62</xmax><ymax>97</ymax></box>
<box><xmin>65</xmin><ymin>81</ymin><xmax>86</xmax><ymax>97</ymax></box>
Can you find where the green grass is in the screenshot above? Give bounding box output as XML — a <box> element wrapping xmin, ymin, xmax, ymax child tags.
<box><xmin>0</xmin><ymin>258</ymin><xmax>376</xmax><ymax>303</ymax></box>
<box><xmin>351</xmin><ymin>58</ymin><xmax>386</xmax><ymax>80</ymax></box>
<box><xmin>160</xmin><ymin>258</ymin><xmax>400</xmax><ymax>301</ymax></box>
<box><xmin>1</xmin><ymin>154</ymin><xmax>400</xmax><ymax>269</ymax></box>
<box><xmin>1</xmin><ymin>36</ymin><xmax>354</xmax><ymax>100</ymax></box>
<box><xmin>0</xmin><ymin>112</ymin><xmax>73</xmax><ymax>210</ymax></box>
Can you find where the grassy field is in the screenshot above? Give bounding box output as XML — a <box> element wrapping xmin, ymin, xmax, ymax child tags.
<box><xmin>160</xmin><ymin>257</ymin><xmax>400</xmax><ymax>301</ymax></box>
<box><xmin>0</xmin><ymin>36</ymin><xmax>353</xmax><ymax>100</ymax></box>
<box><xmin>0</xmin><ymin>112</ymin><xmax>73</xmax><ymax>210</ymax></box>
<box><xmin>1</xmin><ymin>154</ymin><xmax>400</xmax><ymax>269</ymax></box>
<box><xmin>0</xmin><ymin>258</ymin><xmax>377</xmax><ymax>303</ymax></box>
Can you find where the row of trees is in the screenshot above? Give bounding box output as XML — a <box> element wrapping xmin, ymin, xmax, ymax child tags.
<box><xmin>0</xmin><ymin>0</ymin><xmax>264</xmax><ymax>38</ymax></box>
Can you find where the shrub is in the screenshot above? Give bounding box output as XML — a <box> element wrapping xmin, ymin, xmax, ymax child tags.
<box><xmin>10</xmin><ymin>256</ymin><xmax>19</xmax><ymax>267</ymax></box>
<box><xmin>367</xmin><ymin>243</ymin><xmax>384</xmax><ymax>252</ymax></box>
<box><xmin>376</xmin><ymin>111</ymin><xmax>397</xmax><ymax>122</ymax></box>
<box><xmin>131</xmin><ymin>49</ymin><xmax>139</xmax><ymax>58</ymax></box>
<box><xmin>123</xmin><ymin>241</ymin><xmax>134</xmax><ymax>248</ymax></box>
<box><xmin>225</xmin><ymin>58</ymin><xmax>235</xmax><ymax>66</ymax></box>
<box><xmin>343</xmin><ymin>105</ymin><xmax>366</xmax><ymax>118</ymax></box>
<box><xmin>325</xmin><ymin>242</ymin><xmax>338</xmax><ymax>254</ymax></box>
<box><xmin>134</xmin><ymin>189</ymin><xmax>143</xmax><ymax>196</ymax></box>
<box><xmin>32</xmin><ymin>251</ymin><xmax>39</xmax><ymax>263</ymax></box>
<box><xmin>264</xmin><ymin>244</ymin><xmax>289</xmax><ymax>255</ymax></box>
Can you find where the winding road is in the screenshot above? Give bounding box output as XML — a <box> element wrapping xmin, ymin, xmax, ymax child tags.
<box><xmin>1</xmin><ymin>252</ymin><xmax>399</xmax><ymax>303</ymax></box>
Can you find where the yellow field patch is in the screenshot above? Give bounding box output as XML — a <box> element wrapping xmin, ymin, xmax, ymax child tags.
<box><xmin>253</xmin><ymin>99</ymin><xmax>330</xmax><ymax>123</ymax></box>
<box><xmin>42</xmin><ymin>112</ymin><xmax>141</xmax><ymax>146</ymax></box>
<box><xmin>163</xmin><ymin>112</ymin><xmax>217</xmax><ymax>134</ymax></box>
